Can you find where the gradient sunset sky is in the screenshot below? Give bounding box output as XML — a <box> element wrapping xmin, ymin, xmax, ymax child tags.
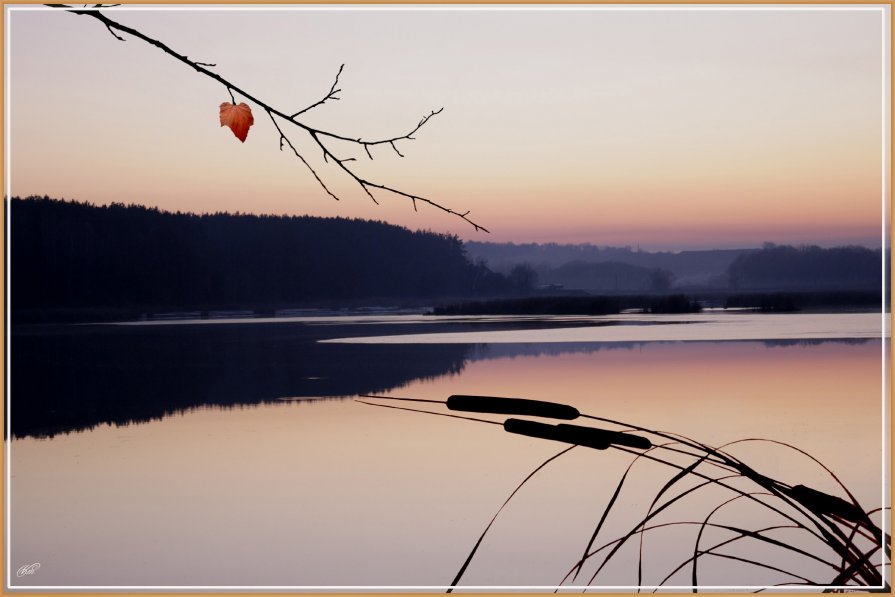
<box><xmin>7</xmin><ymin>5</ymin><xmax>890</xmax><ymax>249</ymax></box>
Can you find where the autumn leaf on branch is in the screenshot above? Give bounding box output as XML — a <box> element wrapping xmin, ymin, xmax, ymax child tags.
<box><xmin>47</xmin><ymin>4</ymin><xmax>489</xmax><ymax>233</ymax></box>
<box><xmin>219</xmin><ymin>102</ymin><xmax>254</xmax><ymax>143</ymax></box>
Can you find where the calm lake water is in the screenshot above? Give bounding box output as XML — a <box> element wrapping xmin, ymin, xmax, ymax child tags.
<box><xmin>8</xmin><ymin>312</ymin><xmax>890</xmax><ymax>590</ymax></box>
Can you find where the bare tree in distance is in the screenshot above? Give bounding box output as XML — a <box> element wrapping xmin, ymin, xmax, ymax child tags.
<box><xmin>45</xmin><ymin>4</ymin><xmax>490</xmax><ymax>233</ymax></box>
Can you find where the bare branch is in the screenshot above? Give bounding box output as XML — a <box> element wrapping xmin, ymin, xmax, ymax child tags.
<box><xmin>308</xmin><ymin>131</ymin><xmax>379</xmax><ymax>205</ymax></box>
<box><xmin>49</xmin><ymin>6</ymin><xmax>487</xmax><ymax>232</ymax></box>
<box><xmin>264</xmin><ymin>109</ymin><xmax>339</xmax><ymax>202</ymax></box>
<box><xmin>103</xmin><ymin>20</ymin><xmax>124</xmax><ymax>40</ymax></box>
<box><xmin>315</xmin><ymin>107</ymin><xmax>444</xmax><ymax>149</ymax></box>
<box><xmin>291</xmin><ymin>63</ymin><xmax>344</xmax><ymax>118</ymax></box>
<box><xmin>359</xmin><ymin>181</ymin><xmax>488</xmax><ymax>233</ymax></box>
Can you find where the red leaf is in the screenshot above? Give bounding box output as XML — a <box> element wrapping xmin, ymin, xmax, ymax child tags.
<box><xmin>219</xmin><ymin>102</ymin><xmax>254</xmax><ymax>143</ymax></box>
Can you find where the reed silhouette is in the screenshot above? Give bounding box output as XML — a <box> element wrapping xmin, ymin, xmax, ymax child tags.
<box><xmin>358</xmin><ymin>394</ymin><xmax>890</xmax><ymax>592</ymax></box>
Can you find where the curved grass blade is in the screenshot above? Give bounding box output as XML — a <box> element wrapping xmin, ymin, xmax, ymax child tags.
<box><xmin>446</xmin><ymin>446</ymin><xmax>576</xmax><ymax>592</ymax></box>
<box><xmin>654</xmin><ymin>524</ymin><xmax>806</xmax><ymax>591</ymax></box>
<box><xmin>354</xmin><ymin>399</ymin><xmax>501</xmax><ymax>426</ymax></box>
<box><xmin>569</xmin><ymin>441</ymin><xmax>746</xmax><ymax>587</ymax></box>
<box><xmin>718</xmin><ymin>437</ymin><xmax>885</xmax><ymax>584</ymax></box>
<box><xmin>701</xmin><ymin>439</ymin><xmax>877</xmax><ymax>585</ymax></box>
<box><xmin>580</xmin><ymin>413</ymin><xmax>721</xmax><ymax>458</ymax></box>
<box><xmin>579</xmin><ymin>446</ymin><xmax>835</xmax><ymax>586</ymax></box>
<box><xmin>692</xmin><ymin>492</ymin><xmax>773</xmax><ymax>589</ymax></box>
<box><xmin>648</xmin><ymin>523</ymin><xmax>838</xmax><ymax>588</ymax></box>
<box><xmin>559</xmin><ymin>472</ymin><xmax>736</xmax><ymax>588</ymax></box>
<box><xmin>841</xmin><ymin>508</ymin><xmax>891</xmax><ymax>574</ymax></box>
<box><xmin>560</xmin><ymin>521</ymin><xmax>835</xmax><ymax>590</ymax></box>
<box><xmin>720</xmin><ymin>437</ymin><xmax>880</xmax><ymax>540</ymax></box>
<box><xmin>720</xmin><ymin>437</ymin><xmax>864</xmax><ymax>510</ymax></box>
<box><xmin>359</xmin><ymin>394</ymin><xmax>444</xmax><ymax>405</ymax></box>
<box><xmin>569</xmin><ymin>445</ymin><xmax>657</xmax><ymax>583</ymax></box>
<box><xmin>828</xmin><ymin>543</ymin><xmax>885</xmax><ymax>586</ymax></box>
<box><xmin>701</xmin><ymin>552</ymin><xmax>815</xmax><ymax>585</ymax></box>
<box><xmin>634</xmin><ymin>451</ymin><xmax>719</xmax><ymax>589</ymax></box>
<box><xmin>584</xmin><ymin>471</ymin><xmax>727</xmax><ymax>586</ymax></box>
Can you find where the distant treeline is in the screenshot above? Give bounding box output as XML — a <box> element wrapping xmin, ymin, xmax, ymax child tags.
<box><xmin>431</xmin><ymin>294</ymin><xmax>702</xmax><ymax>316</ymax></box>
<box><xmin>723</xmin><ymin>291</ymin><xmax>883</xmax><ymax>312</ymax></box>
<box><xmin>431</xmin><ymin>290</ymin><xmax>883</xmax><ymax>315</ymax></box>
<box><xmin>538</xmin><ymin>260</ymin><xmax>675</xmax><ymax>293</ymax></box>
<box><xmin>10</xmin><ymin>196</ymin><xmax>527</xmax><ymax>315</ymax></box>
<box><xmin>465</xmin><ymin>241</ymin><xmax>751</xmax><ymax>287</ymax></box>
<box><xmin>10</xmin><ymin>197</ymin><xmax>887</xmax><ymax>318</ymax></box>
<box><xmin>466</xmin><ymin>241</ymin><xmax>885</xmax><ymax>292</ymax></box>
<box><xmin>727</xmin><ymin>244</ymin><xmax>883</xmax><ymax>290</ymax></box>
<box><xmin>464</xmin><ymin>241</ymin><xmax>751</xmax><ymax>273</ymax></box>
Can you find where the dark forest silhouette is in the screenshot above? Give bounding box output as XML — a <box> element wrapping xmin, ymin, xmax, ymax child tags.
<box><xmin>727</xmin><ymin>243</ymin><xmax>882</xmax><ymax>290</ymax></box>
<box><xmin>10</xmin><ymin>196</ymin><xmax>520</xmax><ymax>318</ymax></box>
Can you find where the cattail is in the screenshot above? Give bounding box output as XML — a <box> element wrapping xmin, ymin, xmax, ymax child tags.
<box><xmin>504</xmin><ymin>418</ymin><xmax>605</xmax><ymax>448</ymax></box>
<box><xmin>784</xmin><ymin>484</ymin><xmax>868</xmax><ymax>524</ymax></box>
<box><xmin>558</xmin><ymin>424</ymin><xmax>652</xmax><ymax>450</ymax></box>
<box><xmin>503</xmin><ymin>419</ymin><xmax>651</xmax><ymax>451</ymax></box>
<box><xmin>448</xmin><ymin>395</ymin><xmax>580</xmax><ymax>420</ymax></box>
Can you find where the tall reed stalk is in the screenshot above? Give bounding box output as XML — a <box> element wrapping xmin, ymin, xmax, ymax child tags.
<box><xmin>359</xmin><ymin>394</ymin><xmax>890</xmax><ymax>592</ymax></box>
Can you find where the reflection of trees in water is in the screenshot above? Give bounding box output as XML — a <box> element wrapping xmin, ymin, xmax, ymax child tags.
<box><xmin>10</xmin><ymin>323</ymin><xmax>875</xmax><ymax>439</ymax></box>
<box><xmin>762</xmin><ymin>338</ymin><xmax>870</xmax><ymax>349</ymax></box>
<box><xmin>467</xmin><ymin>342</ymin><xmax>644</xmax><ymax>362</ymax></box>
<box><xmin>468</xmin><ymin>338</ymin><xmax>871</xmax><ymax>362</ymax></box>
<box><xmin>11</xmin><ymin>323</ymin><xmax>470</xmax><ymax>439</ymax></box>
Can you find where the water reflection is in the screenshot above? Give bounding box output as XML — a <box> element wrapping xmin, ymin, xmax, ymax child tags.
<box><xmin>11</xmin><ymin>322</ymin><xmax>474</xmax><ymax>438</ymax></box>
<box><xmin>9</xmin><ymin>316</ymin><xmax>873</xmax><ymax>439</ymax></box>
<box><xmin>471</xmin><ymin>339</ymin><xmax>869</xmax><ymax>361</ymax></box>
<box><xmin>9</xmin><ymin>321</ymin><xmax>885</xmax><ymax>588</ymax></box>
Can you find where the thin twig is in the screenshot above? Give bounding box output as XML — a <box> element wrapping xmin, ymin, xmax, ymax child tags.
<box><xmin>264</xmin><ymin>109</ymin><xmax>339</xmax><ymax>202</ymax></box>
<box><xmin>292</xmin><ymin>63</ymin><xmax>344</xmax><ymax>118</ymax></box>
<box><xmin>102</xmin><ymin>20</ymin><xmax>124</xmax><ymax>40</ymax></box>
